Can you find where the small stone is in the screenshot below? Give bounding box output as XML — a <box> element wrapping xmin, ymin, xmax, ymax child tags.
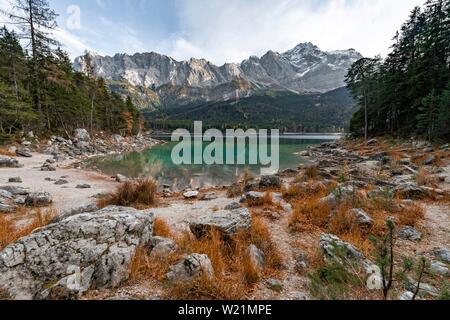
<box><xmin>166</xmin><ymin>254</ymin><xmax>214</xmax><ymax>283</ymax></box>
<box><xmin>295</xmin><ymin>251</ymin><xmax>308</xmax><ymax>271</ymax></box>
<box><xmin>115</xmin><ymin>174</ymin><xmax>127</xmax><ymax>183</ymax></box>
<box><xmin>397</xmin><ymin>226</ymin><xmax>422</xmax><ymax>242</ymax></box>
<box><xmin>399</xmin><ymin>291</ymin><xmax>414</xmax><ymax>301</ymax></box>
<box><xmin>247</xmin><ymin>244</ymin><xmax>265</xmax><ymax>271</ymax></box>
<box><xmin>423</xmin><ymin>155</ymin><xmax>436</xmax><ymax>166</ymax></box>
<box><xmin>224</xmin><ymin>202</ymin><xmax>241</xmax><ymax>211</ymax></box>
<box><xmin>405</xmin><ymin>277</ymin><xmax>438</xmax><ymax>297</ymax></box>
<box><xmin>259</xmin><ymin>175</ymin><xmax>281</xmax><ymax>189</ymax></box>
<box><xmin>150</xmin><ymin>237</ymin><xmax>178</xmax><ymax>257</ymax></box>
<box><xmin>290</xmin><ymin>291</ymin><xmax>309</xmax><ymax>300</ymax></box>
<box><xmin>432</xmin><ymin>248</ymin><xmax>450</xmax><ymax>263</ymax></box>
<box><xmin>183</xmin><ymin>191</ymin><xmax>199</xmax><ymax>199</ymax></box>
<box><xmin>16</xmin><ymin>148</ymin><xmax>32</xmax><ymax>158</ymax></box>
<box><xmin>55</xmin><ymin>179</ymin><xmax>69</xmax><ymax>186</ymax></box>
<box><xmin>8</xmin><ymin>177</ymin><xmax>22</xmax><ymax>183</ymax></box>
<box><xmin>76</xmin><ymin>184</ymin><xmax>91</xmax><ymax>189</ymax></box>
<box><xmin>25</xmin><ymin>192</ymin><xmax>53</xmax><ymax>207</ymax></box>
<box><xmin>200</xmin><ymin>192</ymin><xmax>218</xmax><ymax>201</ymax></box>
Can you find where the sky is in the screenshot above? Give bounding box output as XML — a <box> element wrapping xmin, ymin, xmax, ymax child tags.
<box><xmin>1</xmin><ymin>0</ymin><xmax>426</xmax><ymax>64</ymax></box>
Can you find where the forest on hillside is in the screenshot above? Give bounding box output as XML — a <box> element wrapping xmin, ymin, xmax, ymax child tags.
<box><xmin>346</xmin><ymin>0</ymin><xmax>450</xmax><ymax>141</ymax></box>
<box><xmin>146</xmin><ymin>88</ymin><xmax>356</xmax><ymax>133</ymax></box>
<box><xmin>0</xmin><ymin>0</ymin><xmax>140</xmax><ymax>144</ymax></box>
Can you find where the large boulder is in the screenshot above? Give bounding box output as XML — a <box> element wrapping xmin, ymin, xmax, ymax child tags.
<box><xmin>0</xmin><ymin>206</ymin><xmax>154</xmax><ymax>300</ymax></box>
<box><xmin>189</xmin><ymin>208</ymin><xmax>252</xmax><ymax>238</ymax></box>
<box><xmin>166</xmin><ymin>254</ymin><xmax>214</xmax><ymax>283</ymax></box>
<box><xmin>73</xmin><ymin>129</ymin><xmax>90</xmax><ymax>142</ymax></box>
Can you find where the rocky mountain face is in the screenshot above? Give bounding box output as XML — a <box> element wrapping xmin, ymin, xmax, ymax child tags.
<box><xmin>73</xmin><ymin>43</ymin><xmax>362</xmax><ymax>109</ymax></box>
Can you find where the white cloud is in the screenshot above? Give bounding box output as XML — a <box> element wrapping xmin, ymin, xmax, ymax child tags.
<box><xmin>168</xmin><ymin>0</ymin><xmax>425</xmax><ymax>64</ymax></box>
<box><xmin>53</xmin><ymin>28</ymin><xmax>95</xmax><ymax>57</ymax></box>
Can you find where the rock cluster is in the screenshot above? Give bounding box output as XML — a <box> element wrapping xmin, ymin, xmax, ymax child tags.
<box><xmin>43</xmin><ymin>129</ymin><xmax>159</xmax><ymax>162</ymax></box>
<box><xmin>0</xmin><ymin>186</ymin><xmax>53</xmax><ymax>212</ymax></box>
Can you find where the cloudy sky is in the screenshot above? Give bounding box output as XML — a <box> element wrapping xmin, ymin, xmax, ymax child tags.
<box><xmin>2</xmin><ymin>0</ymin><xmax>426</xmax><ymax>64</ymax></box>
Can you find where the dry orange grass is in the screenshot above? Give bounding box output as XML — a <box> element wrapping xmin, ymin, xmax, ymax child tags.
<box><xmin>0</xmin><ymin>147</ymin><xmax>15</xmax><ymax>157</ymax></box>
<box><xmin>98</xmin><ymin>178</ymin><xmax>157</xmax><ymax>209</ymax></box>
<box><xmin>0</xmin><ymin>208</ymin><xmax>56</xmax><ymax>251</ymax></box>
<box><xmin>164</xmin><ymin>215</ymin><xmax>283</xmax><ymax>300</ymax></box>
<box><xmin>246</xmin><ymin>192</ymin><xmax>274</xmax><ymax>208</ymax></box>
<box><xmin>415</xmin><ymin>168</ymin><xmax>438</xmax><ymax>187</ymax></box>
<box><xmin>153</xmin><ymin>217</ymin><xmax>172</xmax><ymax>238</ymax></box>
<box><xmin>129</xmin><ymin>246</ymin><xmax>181</xmax><ymax>283</ymax></box>
<box><xmin>289</xmin><ymin>198</ymin><xmax>331</xmax><ymax>232</ymax></box>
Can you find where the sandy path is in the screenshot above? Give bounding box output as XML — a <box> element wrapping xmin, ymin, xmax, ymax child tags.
<box><xmin>0</xmin><ymin>153</ymin><xmax>116</xmax><ymax>212</ymax></box>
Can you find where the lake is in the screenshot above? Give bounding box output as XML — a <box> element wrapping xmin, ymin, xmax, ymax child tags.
<box><xmin>85</xmin><ymin>134</ymin><xmax>341</xmax><ymax>190</ymax></box>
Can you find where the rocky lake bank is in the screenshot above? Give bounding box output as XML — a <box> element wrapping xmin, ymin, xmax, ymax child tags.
<box><xmin>0</xmin><ymin>134</ymin><xmax>449</xmax><ymax>300</ymax></box>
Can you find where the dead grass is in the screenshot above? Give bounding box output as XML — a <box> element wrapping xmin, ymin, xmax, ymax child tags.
<box><xmin>129</xmin><ymin>246</ymin><xmax>181</xmax><ymax>283</ymax></box>
<box><xmin>0</xmin><ymin>208</ymin><xmax>56</xmax><ymax>251</ymax></box>
<box><xmin>247</xmin><ymin>192</ymin><xmax>274</xmax><ymax>208</ymax></box>
<box><xmin>415</xmin><ymin>168</ymin><xmax>438</xmax><ymax>187</ymax></box>
<box><xmin>98</xmin><ymin>178</ymin><xmax>157</xmax><ymax>209</ymax></box>
<box><xmin>162</xmin><ymin>215</ymin><xmax>283</xmax><ymax>300</ymax></box>
<box><xmin>153</xmin><ymin>217</ymin><xmax>172</xmax><ymax>238</ymax></box>
<box><xmin>397</xmin><ymin>203</ymin><xmax>426</xmax><ymax>227</ymax></box>
<box><xmin>289</xmin><ymin>198</ymin><xmax>331</xmax><ymax>232</ymax></box>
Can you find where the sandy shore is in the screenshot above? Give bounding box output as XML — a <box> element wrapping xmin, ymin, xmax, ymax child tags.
<box><xmin>0</xmin><ymin>153</ymin><xmax>117</xmax><ymax>212</ymax></box>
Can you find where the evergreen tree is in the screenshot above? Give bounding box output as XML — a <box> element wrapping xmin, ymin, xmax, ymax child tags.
<box><xmin>2</xmin><ymin>0</ymin><xmax>59</xmax><ymax>119</ymax></box>
<box><xmin>0</xmin><ymin>26</ymin><xmax>34</xmax><ymax>137</ymax></box>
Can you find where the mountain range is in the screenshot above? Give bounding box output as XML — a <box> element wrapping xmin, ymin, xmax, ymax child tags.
<box><xmin>73</xmin><ymin>42</ymin><xmax>362</xmax><ymax>110</ymax></box>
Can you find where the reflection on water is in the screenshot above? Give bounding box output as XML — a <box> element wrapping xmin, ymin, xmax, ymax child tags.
<box><xmin>85</xmin><ymin>135</ymin><xmax>339</xmax><ymax>190</ymax></box>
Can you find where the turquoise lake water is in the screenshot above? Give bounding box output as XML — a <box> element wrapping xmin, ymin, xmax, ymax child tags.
<box><xmin>85</xmin><ymin>134</ymin><xmax>340</xmax><ymax>190</ymax></box>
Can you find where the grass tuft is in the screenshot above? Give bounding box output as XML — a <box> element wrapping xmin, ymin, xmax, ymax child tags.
<box><xmin>98</xmin><ymin>178</ymin><xmax>157</xmax><ymax>208</ymax></box>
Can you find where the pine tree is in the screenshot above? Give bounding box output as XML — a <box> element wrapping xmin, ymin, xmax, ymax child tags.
<box><xmin>0</xmin><ymin>26</ymin><xmax>34</xmax><ymax>136</ymax></box>
<box><xmin>1</xmin><ymin>0</ymin><xmax>59</xmax><ymax>119</ymax></box>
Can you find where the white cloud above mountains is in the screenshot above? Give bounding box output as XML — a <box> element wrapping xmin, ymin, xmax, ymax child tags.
<box><xmin>167</xmin><ymin>0</ymin><xmax>426</xmax><ymax>64</ymax></box>
<box><xmin>0</xmin><ymin>0</ymin><xmax>427</xmax><ymax>63</ymax></box>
